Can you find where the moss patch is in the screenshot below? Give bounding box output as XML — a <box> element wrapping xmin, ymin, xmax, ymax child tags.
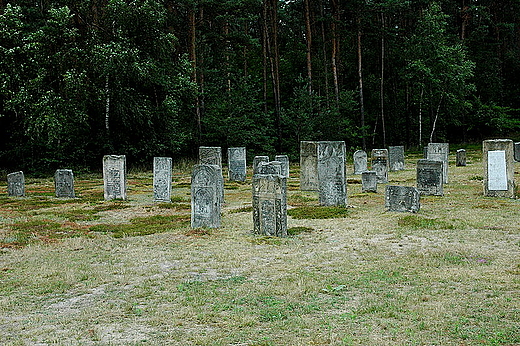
<box><xmin>288</xmin><ymin>206</ymin><xmax>349</xmax><ymax>219</ymax></box>
<box><xmin>89</xmin><ymin>214</ymin><xmax>190</xmax><ymax>238</ymax></box>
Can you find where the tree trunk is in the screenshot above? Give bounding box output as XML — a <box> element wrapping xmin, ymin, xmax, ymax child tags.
<box><xmin>379</xmin><ymin>12</ymin><xmax>386</xmax><ymax>147</ymax></box>
<box><xmin>188</xmin><ymin>7</ymin><xmax>202</xmax><ymax>142</ymax></box>
<box><xmin>357</xmin><ymin>17</ymin><xmax>366</xmax><ymax>150</ymax></box>
<box><xmin>304</xmin><ymin>0</ymin><xmax>313</xmax><ymax>94</ymax></box>
<box><xmin>429</xmin><ymin>93</ymin><xmax>444</xmax><ymax>143</ymax></box>
<box><xmin>331</xmin><ymin>0</ymin><xmax>340</xmax><ymax>108</ymax></box>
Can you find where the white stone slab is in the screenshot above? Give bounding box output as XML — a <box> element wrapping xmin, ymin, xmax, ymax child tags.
<box><xmin>487</xmin><ymin>150</ymin><xmax>508</xmax><ymax>190</ymax></box>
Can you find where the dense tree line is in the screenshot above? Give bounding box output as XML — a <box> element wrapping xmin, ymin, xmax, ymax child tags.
<box><xmin>1</xmin><ymin>0</ymin><xmax>519</xmax><ymax>172</ymax></box>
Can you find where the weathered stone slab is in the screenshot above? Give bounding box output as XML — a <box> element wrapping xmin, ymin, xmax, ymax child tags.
<box><xmin>275</xmin><ymin>155</ymin><xmax>290</xmax><ymax>178</ymax></box>
<box><xmin>423</xmin><ymin>146</ymin><xmax>428</xmax><ymax>159</ymax></box>
<box><xmin>317</xmin><ymin>141</ymin><xmax>347</xmax><ymax>206</ymax></box>
<box><xmin>456</xmin><ymin>149</ymin><xmax>466</xmax><ymax>167</ymax></box>
<box><xmin>103</xmin><ymin>155</ymin><xmax>127</xmax><ymax>200</ymax></box>
<box><xmin>361</xmin><ymin>171</ymin><xmax>377</xmax><ymax>193</ymax></box>
<box><xmin>7</xmin><ymin>171</ymin><xmax>25</xmax><ymax>197</ymax></box>
<box><xmin>514</xmin><ymin>142</ymin><xmax>520</xmax><ymax>162</ymax></box>
<box><xmin>191</xmin><ymin>164</ymin><xmax>222</xmax><ymax>228</ymax></box>
<box><xmin>427</xmin><ymin>143</ymin><xmax>449</xmax><ymax>184</ymax></box>
<box><xmin>257</xmin><ymin>161</ymin><xmax>282</xmax><ymax>175</ymax></box>
<box><xmin>416</xmin><ymin>159</ymin><xmax>443</xmax><ymax>196</ymax></box>
<box><xmin>153</xmin><ymin>157</ymin><xmax>172</xmax><ymax>202</ymax></box>
<box><xmin>55</xmin><ymin>169</ymin><xmax>75</xmax><ymax>198</ymax></box>
<box><xmin>253</xmin><ymin>156</ymin><xmax>269</xmax><ymax>174</ymax></box>
<box><xmin>353</xmin><ymin>150</ymin><xmax>368</xmax><ymax>174</ymax></box>
<box><xmin>385</xmin><ymin>185</ymin><xmax>420</xmax><ymax>213</ymax></box>
<box><xmin>228</xmin><ymin>147</ymin><xmax>247</xmax><ymax>182</ymax></box>
<box><xmin>388</xmin><ymin>146</ymin><xmax>405</xmax><ymax>171</ymax></box>
<box><xmin>300</xmin><ymin>141</ymin><xmax>319</xmax><ymax>191</ymax></box>
<box><xmin>252</xmin><ymin>174</ymin><xmax>287</xmax><ymax>237</ymax></box>
<box><xmin>371</xmin><ymin>149</ymin><xmax>389</xmax><ymax>183</ymax></box>
<box><xmin>483</xmin><ymin>139</ymin><xmax>514</xmax><ymax>198</ymax></box>
<box><xmin>199</xmin><ymin>146</ymin><xmax>222</xmax><ymax>167</ymax></box>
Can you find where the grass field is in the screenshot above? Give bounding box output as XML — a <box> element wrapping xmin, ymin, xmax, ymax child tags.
<box><xmin>0</xmin><ymin>149</ymin><xmax>519</xmax><ymax>345</ymax></box>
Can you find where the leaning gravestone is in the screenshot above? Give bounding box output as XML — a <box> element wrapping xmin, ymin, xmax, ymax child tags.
<box><xmin>483</xmin><ymin>139</ymin><xmax>514</xmax><ymax>198</ymax></box>
<box><xmin>7</xmin><ymin>171</ymin><xmax>25</xmax><ymax>197</ymax></box>
<box><xmin>317</xmin><ymin>141</ymin><xmax>347</xmax><ymax>206</ymax></box>
<box><xmin>258</xmin><ymin>161</ymin><xmax>282</xmax><ymax>175</ymax></box>
<box><xmin>300</xmin><ymin>141</ymin><xmax>319</xmax><ymax>191</ymax></box>
<box><xmin>456</xmin><ymin>149</ymin><xmax>467</xmax><ymax>167</ymax></box>
<box><xmin>153</xmin><ymin>157</ymin><xmax>172</xmax><ymax>202</ymax></box>
<box><xmin>372</xmin><ymin>149</ymin><xmax>389</xmax><ymax>183</ymax></box>
<box><xmin>191</xmin><ymin>164</ymin><xmax>222</xmax><ymax>228</ymax></box>
<box><xmin>361</xmin><ymin>171</ymin><xmax>377</xmax><ymax>193</ymax></box>
<box><xmin>103</xmin><ymin>155</ymin><xmax>127</xmax><ymax>200</ymax></box>
<box><xmin>253</xmin><ymin>156</ymin><xmax>269</xmax><ymax>174</ymax></box>
<box><xmin>353</xmin><ymin>150</ymin><xmax>368</xmax><ymax>174</ymax></box>
<box><xmin>416</xmin><ymin>159</ymin><xmax>443</xmax><ymax>196</ymax></box>
<box><xmin>228</xmin><ymin>147</ymin><xmax>247</xmax><ymax>182</ymax></box>
<box><xmin>275</xmin><ymin>155</ymin><xmax>290</xmax><ymax>178</ymax></box>
<box><xmin>388</xmin><ymin>146</ymin><xmax>405</xmax><ymax>171</ymax></box>
<box><xmin>385</xmin><ymin>185</ymin><xmax>420</xmax><ymax>213</ymax></box>
<box><xmin>252</xmin><ymin>173</ymin><xmax>287</xmax><ymax>237</ymax></box>
<box><xmin>427</xmin><ymin>143</ymin><xmax>449</xmax><ymax>184</ymax></box>
<box><xmin>199</xmin><ymin>146</ymin><xmax>222</xmax><ymax>167</ymax></box>
<box><xmin>514</xmin><ymin>142</ymin><xmax>520</xmax><ymax>162</ymax></box>
<box><xmin>55</xmin><ymin>169</ymin><xmax>75</xmax><ymax>198</ymax></box>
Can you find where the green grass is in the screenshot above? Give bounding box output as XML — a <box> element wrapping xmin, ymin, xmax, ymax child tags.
<box><xmin>397</xmin><ymin>214</ymin><xmax>461</xmax><ymax>229</ymax></box>
<box><xmin>89</xmin><ymin>214</ymin><xmax>190</xmax><ymax>238</ymax></box>
<box><xmin>288</xmin><ymin>206</ymin><xmax>350</xmax><ymax>219</ymax></box>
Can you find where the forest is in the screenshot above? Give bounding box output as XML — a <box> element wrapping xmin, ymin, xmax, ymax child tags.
<box><xmin>1</xmin><ymin>0</ymin><xmax>520</xmax><ymax>172</ymax></box>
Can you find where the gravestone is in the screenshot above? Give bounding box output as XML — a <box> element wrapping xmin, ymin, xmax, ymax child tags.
<box><xmin>199</xmin><ymin>146</ymin><xmax>222</xmax><ymax>167</ymax></box>
<box><xmin>416</xmin><ymin>159</ymin><xmax>443</xmax><ymax>196</ymax></box>
<box><xmin>423</xmin><ymin>146</ymin><xmax>429</xmax><ymax>159</ymax></box>
<box><xmin>275</xmin><ymin>155</ymin><xmax>290</xmax><ymax>178</ymax></box>
<box><xmin>388</xmin><ymin>146</ymin><xmax>405</xmax><ymax>171</ymax></box>
<box><xmin>483</xmin><ymin>139</ymin><xmax>514</xmax><ymax>198</ymax></box>
<box><xmin>372</xmin><ymin>149</ymin><xmax>389</xmax><ymax>183</ymax></box>
<box><xmin>361</xmin><ymin>171</ymin><xmax>377</xmax><ymax>193</ymax></box>
<box><xmin>103</xmin><ymin>155</ymin><xmax>127</xmax><ymax>200</ymax></box>
<box><xmin>252</xmin><ymin>174</ymin><xmax>287</xmax><ymax>237</ymax></box>
<box><xmin>257</xmin><ymin>161</ymin><xmax>282</xmax><ymax>175</ymax></box>
<box><xmin>456</xmin><ymin>149</ymin><xmax>467</xmax><ymax>167</ymax></box>
<box><xmin>228</xmin><ymin>147</ymin><xmax>247</xmax><ymax>182</ymax></box>
<box><xmin>300</xmin><ymin>141</ymin><xmax>319</xmax><ymax>191</ymax></box>
<box><xmin>317</xmin><ymin>141</ymin><xmax>347</xmax><ymax>206</ymax></box>
<box><xmin>54</xmin><ymin>169</ymin><xmax>75</xmax><ymax>198</ymax></box>
<box><xmin>427</xmin><ymin>143</ymin><xmax>449</xmax><ymax>184</ymax></box>
<box><xmin>253</xmin><ymin>156</ymin><xmax>269</xmax><ymax>174</ymax></box>
<box><xmin>385</xmin><ymin>185</ymin><xmax>420</xmax><ymax>213</ymax></box>
<box><xmin>7</xmin><ymin>171</ymin><xmax>25</xmax><ymax>197</ymax></box>
<box><xmin>153</xmin><ymin>157</ymin><xmax>172</xmax><ymax>202</ymax></box>
<box><xmin>191</xmin><ymin>164</ymin><xmax>222</xmax><ymax>228</ymax></box>
<box><xmin>514</xmin><ymin>142</ymin><xmax>520</xmax><ymax>162</ymax></box>
<box><xmin>353</xmin><ymin>150</ymin><xmax>368</xmax><ymax>174</ymax></box>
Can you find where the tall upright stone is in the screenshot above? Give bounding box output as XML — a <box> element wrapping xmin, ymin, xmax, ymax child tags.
<box><xmin>514</xmin><ymin>142</ymin><xmax>520</xmax><ymax>162</ymax></box>
<box><xmin>275</xmin><ymin>155</ymin><xmax>290</xmax><ymax>178</ymax></box>
<box><xmin>385</xmin><ymin>186</ymin><xmax>420</xmax><ymax>213</ymax></box>
<box><xmin>103</xmin><ymin>155</ymin><xmax>127</xmax><ymax>200</ymax></box>
<box><xmin>199</xmin><ymin>146</ymin><xmax>222</xmax><ymax>167</ymax></box>
<box><xmin>258</xmin><ymin>161</ymin><xmax>282</xmax><ymax>175</ymax></box>
<box><xmin>427</xmin><ymin>143</ymin><xmax>449</xmax><ymax>184</ymax></box>
<box><xmin>228</xmin><ymin>147</ymin><xmax>247</xmax><ymax>182</ymax></box>
<box><xmin>483</xmin><ymin>139</ymin><xmax>514</xmax><ymax>198</ymax></box>
<box><xmin>191</xmin><ymin>164</ymin><xmax>222</xmax><ymax>228</ymax></box>
<box><xmin>456</xmin><ymin>149</ymin><xmax>467</xmax><ymax>167</ymax></box>
<box><xmin>416</xmin><ymin>159</ymin><xmax>443</xmax><ymax>196</ymax></box>
<box><xmin>388</xmin><ymin>146</ymin><xmax>405</xmax><ymax>171</ymax></box>
<box><xmin>7</xmin><ymin>171</ymin><xmax>25</xmax><ymax>197</ymax></box>
<box><xmin>361</xmin><ymin>171</ymin><xmax>377</xmax><ymax>193</ymax></box>
<box><xmin>372</xmin><ymin>149</ymin><xmax>389</xmax><ymax>183</ymax></box>
<box><xmin>300</xmin><ymin>141</ymin><xmax>319</xmax><ymax>191</ymax></box>
<box><xmin>253</xmin><ymin>156</ymin><xmax>269</xmax><ymax>174</ymax></box>
<box><xmin>252</xmin><ymin>174</ymin><xmax>287</xmax><ymax>237</ymax></box>
<box><xmin>153</xmin><ymin>157</ymin><xmax>172</xmax><ymax>202</ymax></box>
<box><xmin>353</xmin><ymin>150</ymin><xmax>368</xmax><ymax>174</ymax></box>
<box><xmin>317</xmin><ymin>141</ymin><xmax>347</xmax><ymax>206</ymax></box>
<box><xmin>54</xmin><ymin>169</ymin><xmax>75</xmax><ymax>198</ymax></box>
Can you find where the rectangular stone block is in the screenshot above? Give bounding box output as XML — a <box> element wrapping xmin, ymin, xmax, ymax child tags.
<box><xmin>153</xmin><ymin>157</ymin><xmax>172</xmax><ymax>202</ymax></box>
<box><xmin>191</xmin><ymin>164</ymin><xmax>222</xmax><ymax>228</ymax></box>
<box><xmin>228</xmin><ymin>147</ymin><xmax>247</xmax><ymax>181</ymax></box>
<box><xmin>275</xmin><ymin>155</ymin><xmax>290</xmax><ymax>178</ymax></box>
<box><xmin>372</xmin><ymin>149</ymin><xmax>389</xmax><ymax>183</ymax></box>
<box><xmin>514</xmin><ymin>142</ymin><xmax>520</xmax><ymax>162</ymax></box>
<box><xmin>318</xmin><ymin>141</ymin><xmax>347</xmax><ymax>206</ymax></box>
<box><xmin>252</xmin><ymin>174</ymin><xmax>287</xmax><ymax>237</ymax></box>
<box><xmin>257</xmin><ymin>160</ymin><xmax>282</xmax><ymax>175</ymax></box>
<box><xmin>7</xmin><ymin>171</ymin><xmax>25</xmax><ymax>197</ymax></box>
<box><xmin>353</xmin><ymin>150</ymin><xmax>368</xmax><ymax>174</ymax></box>
<box><xmin>388</xmin><ymin>146</ymin><xmax>405</xmax><ymax>171</ymax></box>
<box><xmin>199</xmin><ymin>146</ymin><xmax>222</xmax><ymax>167</ymax></box>
<box><xmin>385</xmin><ymin>185</ymin><xmax>420</xmax><ymax>213</ymax></box>
<box><xmin>483</xmin><ymin>139</ymin><xmax>514</xmax><ymax>198</ymax></box>
<box><xmin>300</xmin><ymin>141</ymin><xmax>318</xmax><ymax>191</ymax></box>
<box><xmin>427</xmin><ymin>143</ymin><xmax>449</xmax><ymax>184</ymax></box>
<box><xmin>103</xmin><ymin>155</ymin><xmax>127</xmax><ymax>200</ymax></box>
<box><xmin>55</xmin><ymin>169</ymin><xmax>75</xmax><ymax>198</ymax></box>
<box><xmin>253</xmin><ymin>156</ymin><xmax>269</xmax><ymax>175</ymax></box>
<box><xmin>416</xmin><ymin>159</ymin><xmax>443</xmax><ymax>196</ymax></box>
<box><xmin>361</xmin><ymin>171</ymin><xmax>377</xmax><ymax>193</ymax></box>
<box><xmin>456</xmin><ymin>149</ymin><xmax>466</xmax><ymax>166</ymax></box>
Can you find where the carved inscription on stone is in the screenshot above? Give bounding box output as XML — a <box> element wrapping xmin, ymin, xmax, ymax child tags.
<box><xmin>385</xmin><ymin>185</ymin><xmax>420</xmax><ymax>213</ymax></box>
<box><xmin>153</xmin><ymin>157</ymin><xmax>172</xmax><ymax>202</ymax></box>
<box><xmin>199</xmin><ymin>146</ymin><xmax>222</xmax><ymax>167</ymax></box>
<box><xmin>103</xmin><ymin>155</ymin><xmax>127</xmax><ymax>200</ymax></box>
<box><xmin>253</xmin><ymin>156</ymin><xmax>269</xmax><ymax>175</ymax></box>
<box><xmin>427</xmin><ymin>143</ymin><xmax>449</xmax><ymax>184</ymax></box>
<box><xmin>228</xmin><ymin>147</ymin><xmax>246</xmax><ymax>181</ymax></box>
<box><xmin>317</xmin><ymin>141</ymin><xmax>347</xmax><ymax>206</ymax></box>
<box><xmin>55</xmin><ymin>169</ymin><xmax>75</xmax><ymax>198</ymax></box>
<box><xmin>372</xmin><ymin>149</ymin><xmax>389</xmax><ymax>183</ymax></box>
<box><xmin>388</xmin><ymin>146</ymin><xmax>405</xmax><ymax>171</ymax></box>
<box><xmin>456</xmin><ymin>149</ymin><xmax>466</xmax><ymax>167</ymax></box>
<box><xmin>7</xmin><ymin>171</ymin><xmax>25</xmax><ymax>197</ymax></box>
<box><xmin>353</xmin><ymin>150</ymin><xmax>368</xmax><ymax>174</ymax></box>
<box><xmin>416</xmin><ymin>159</ymin><xmax>443</xmax><ymax>196</ymax></box>
<box><xmin>191</xmin><ymin>164</ymin><xmax>221</xmax><ymax>228</ymax></box>
<box><xmin>300</xmin><ymin>141</ymin><xmax>318</xmax><ymax>191</ymax></box>
<box><xmin>483</xmin><ymin>139</ymin><xmax>514</xmax><ymax>198</ymax></box>
<box><xmin>487</xmin><ymin>151</ymin><xmax>507</xmax><ymax>191</ymax></box>
<box><xmin>252</xmin><ymin>174</ymin><xmax>287</xmax><ymax>237</ymax></box>
<box><xmin>361</xmin><ymin>171</ymin><xmax>377</xmax><ymax>193</ymax></box>
<box><xmin>275</xmin><ymin>155</ymin><xmax>290</xmax><ymax>178</ymax></box>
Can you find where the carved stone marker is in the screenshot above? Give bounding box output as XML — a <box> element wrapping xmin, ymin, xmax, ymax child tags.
<box><xmin>385</xmin><ymin>185</ymin><xmax>420</xmax><ymax>213</ymax></box>
<box><xmin>199</xmin><ymin>146</ymin><xmax>222</xmax><ymax>167</ymax></box>
<box><xmin>191</xmin><ymin>164</ymin><xmax>222</xmax><ymax>228</ymax></box>
<box><xmin>252</xmin><ymin>174</ymin><xmax>287</xmax><ymax>237</ymax></box>
<box><xmin>153</xmin><ymin>157</ymin><xmax>172</xmax><ymax>202</ymax></box>
<box><xmin>103</xmin><ymin>155</ymin><xmax>127</xmax><ymax>200</ymax></box>
<box><xmin>514</xmin><ymin>142</ymin><xmax>520</xmax><ymax>162</ymax></box>
<box><xmin>275</xmin><ymin>155</ymin><xmax>290</xmax><ymax>178</ymax></box>
<box><xmin>416</xmin><ymin>159</ymin><xmax>443</xmax><ymax>196</ymax></box>
<box><xmin>423</xmin><ymin>146</ymin><xmax>428</xmax><ymax>159</ymax></box>
<box><xmin>228</xmin><ymin>147</ymin><xmax>247</xmax><ymax>182</ymax></box>
<box><xmin>353</xmin><ymin>150</ymin><xmax>368</xmax><ymax>174</ymax></box>
<box><xmin>372</xmin><ymin>149</ymin><xmax>389</xmax><ymax>183</ymax></box>
<box><xmin>55</xmin><ymin>169</ymin><xmax>75</xmax><ymax>198</ymax></box>
<box><xmin>388</xmin><ymin>146</ymin><xmax>405</xmax><ymax>171</ymax></box>
<box><xmin>483</xmin><ymin>139</ymin><xmax>514</xmax><ymax>198</ymax></box>
<box><xmin>258</xmin><ymin>160</ymin><xmax>282</xmax><ymax>175</ymax></box>
<box><xmin>300</xmin><ymin>141</ymin><xmax>319</xmax><ymax>191</ymax></box>
<box><xmin>253</xmin><ymin>156</ymin><xmax>269</xmax><ymax>174</ymax></box>
<box><xmin>427</xmin><ymin>143</ymin><xmax>449</xmax><ymax>184</ymax></box>
<box><xmin>456</xmin><ymin>149</ymin><xmax>466</xmax><ymax>167</ymax></box>
<box><xmin>317</xmin><ymin>141</ymin><xmax>347</xmax><ymax>206</ymax></box>
<box><xmin>361</xmin><ymin>171</ymin><xmax>377</xmax><ymax>193</ymax></box>
<box><xmin>7</xmin><ymin>171</ymin><xmax>25</xmax><ymax>197</ymax></box>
